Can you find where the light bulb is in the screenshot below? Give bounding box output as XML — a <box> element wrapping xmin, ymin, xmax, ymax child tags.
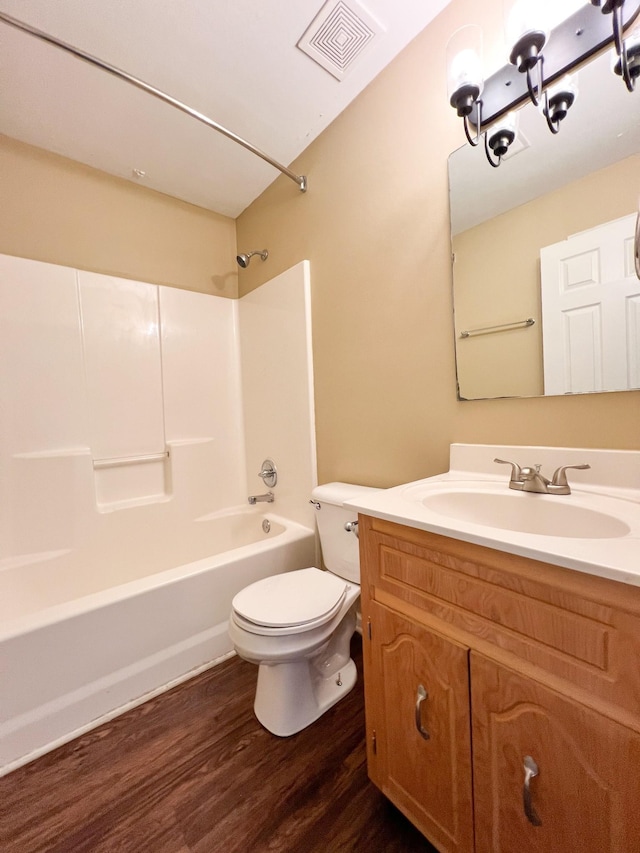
<box><xmin>505</xmin><ymin>0</ymin><xmax>585</xmax><ymax>49</ymax></box>
<box><xmin>446</xmin><ymin>26</ymin><xmax>484</xmax><ymax>116</ymax></box>
<box><xmin>505</xmin><ymin>0</ymin><xmax>551</xmax><ymax>48</ymax></box>
<box><xmin>449</xmin><ymin>48</ymin><xmax>483</xmax><ymax>94</ymax></box>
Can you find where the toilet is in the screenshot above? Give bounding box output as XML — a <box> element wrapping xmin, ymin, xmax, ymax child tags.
<box><xmin>228</xmin><ymin>482</ymin><xmax>380</xmax><ymax>736</ymax></box>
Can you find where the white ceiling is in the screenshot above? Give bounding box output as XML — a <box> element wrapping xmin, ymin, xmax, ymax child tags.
<box><xmin>0</xmin><ymin>0</ymin><xmax>452</xmax><ymax>218</ymax></box>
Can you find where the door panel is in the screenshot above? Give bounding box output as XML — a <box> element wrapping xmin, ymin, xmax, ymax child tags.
<box><xmin>369</xmin><ymin>601</ymin><xmax>474</xmax><ymax>853</ymax></box>
<box><xmin>471</xmin><ymin>652</ymin><xmax>640</xmax><ymax>853</ymax></box>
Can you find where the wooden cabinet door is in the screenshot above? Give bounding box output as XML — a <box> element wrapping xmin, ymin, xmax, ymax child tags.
<box><xmin>366</xmin><ymin>601</ymin><xmax>474</xmax><ymax>853</ymax></box>
<box><xmin>471</xmin><ymin>652</ymin><xmax>640</xmax><ymax>853</ymax></box>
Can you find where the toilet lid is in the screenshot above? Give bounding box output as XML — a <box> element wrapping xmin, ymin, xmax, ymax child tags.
<box><xmin>232</xmin><ymin>567</ymin><xmax>347</xmax><ymax>628</ymax></box>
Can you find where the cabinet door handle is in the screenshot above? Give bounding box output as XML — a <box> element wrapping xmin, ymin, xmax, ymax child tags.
<box><xmin>523</xmin><ymin>755</ymin><xmax>542</xmax><ymax>826</ymax></box>
<box><xmin>415</xmin><ymin>685</ymin><xmax>430</xmax><ymax>740</ymax></box>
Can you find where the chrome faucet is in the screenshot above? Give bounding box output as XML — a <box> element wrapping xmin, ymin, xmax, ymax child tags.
<box><xmin>520</xmin><ymin>465</ymin><xmax>551</xmax><ymax>494</ymax></box>
<box><xmin>494</xmin><ymin>459</ymin><xmax>590</xmax><ymax>495</ymax></box>
<box><xmin>248</xmin><ymin>491</ymin><xmax>274</xmax><ymax>504</ymax></box>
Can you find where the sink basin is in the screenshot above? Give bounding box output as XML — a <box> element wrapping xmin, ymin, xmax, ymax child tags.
<box><xmin>345</xmin><ymin>446</ymin><xmax>640</xmax><ymax>582</ymax></box>
<box><xmin>404</xmin><ymin>487</ymin><xmax>631</xmax><ymax>539</ymax></box>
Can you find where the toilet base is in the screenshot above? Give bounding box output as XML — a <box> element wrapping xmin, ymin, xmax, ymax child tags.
<box><xmin>254</xmin><ymin>656</ymin><xmax>357</xmax><ymax>737</ymax></box>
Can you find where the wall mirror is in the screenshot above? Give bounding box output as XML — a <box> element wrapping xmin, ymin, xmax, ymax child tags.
<box><xmin>448</xmin><ymin>47</ymin><xmax>640</xmax><ymax>401</ymax></box>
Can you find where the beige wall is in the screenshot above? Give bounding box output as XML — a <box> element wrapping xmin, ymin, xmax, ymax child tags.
<box><xmin>453</xmin><ymin>153</ymin><xmax>640</xmax><ymax>400</ymax></box>
<box><xmin>237</xmin><ymin>0</ymin><xmax>640</xmax><ymax>487</ymax></box>
<box><xmin>2</xmin><ymin>0</ymin><xmax>639</xmax><ymax>492</ymax></box>
<box><xmin>0</xmin><ymin>134</ymin><xmax>238</xmax><ymax>297</ymax></box>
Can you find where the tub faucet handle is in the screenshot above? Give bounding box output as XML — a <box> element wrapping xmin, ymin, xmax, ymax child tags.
<box><xmin>258</xmin><ymin>459</ymin><xmax>277</xmax><ymax>488</ymax></box>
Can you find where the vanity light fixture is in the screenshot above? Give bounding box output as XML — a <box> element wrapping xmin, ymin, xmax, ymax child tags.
<box><xmin>448</xmin><ymin>1</ymin><xmax>640</xmax><ymax>167</ymax></box>
<box><xmin>591</xmin><ymin>0</ymin><xmax>640</xmax><ymax>90</ymax></box>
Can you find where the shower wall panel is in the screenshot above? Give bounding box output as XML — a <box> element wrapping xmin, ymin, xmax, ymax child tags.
<box><xmin>0</xmin><ymin>255</ymin><xmax>87</xmax><ymax>455</ymax></box>
<box><xmin>78</xmin><ymin>272</ymin><xmax>165</xmax><ymax>462</ymax></box>
<box><xmin>0</xmin><ymin>253</ymin><xmax>246</xmax><ymax>560</ymax></box>
<box><xmin>239</xmin><ymin>260</ymin><xmax>317</xmax><ymax>531</ymax></box>
<box><xmin>159</xmin><ymin>285</ymin><xmax>246</xmax><ymax>512</ymax></box>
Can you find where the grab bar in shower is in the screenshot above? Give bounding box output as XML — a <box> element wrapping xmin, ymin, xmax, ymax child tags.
<box><xmin>0</xmin><ymin>11</ymin><xmax>307</xmax><ymax>194</ymax></box>
<box><xmin>459</xmin><ymin>317</ymin><xmax>535</xmax><ymax>339</ymax></box>
<box><xmin>93</xmin><ymin>451</ymin><xmax>169</xmax><ymax>470</ymax></box>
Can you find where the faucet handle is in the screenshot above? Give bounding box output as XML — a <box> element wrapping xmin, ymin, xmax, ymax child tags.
<box><xmin>551</xmin><ymin>463</ymin><xmax>591</xmax><ymax>487</ymax></box>
<box><xmin>494</xmin><ymin>458</ymin><xmax>523</xmax><ymax>483</ymax></box>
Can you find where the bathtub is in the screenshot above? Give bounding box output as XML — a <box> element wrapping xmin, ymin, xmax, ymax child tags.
<box><xmin>0</xmin><ymin>507</ymin><xmax>316</xmax><ymax>776</ymax></box>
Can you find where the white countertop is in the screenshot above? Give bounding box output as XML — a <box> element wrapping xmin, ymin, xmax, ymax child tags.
<box><xmin>345</xmin><ymin>444</ymin><xmax>640</xmax><ymax>588</ymax></box>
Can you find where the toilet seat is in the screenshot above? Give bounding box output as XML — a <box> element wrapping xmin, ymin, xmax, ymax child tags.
<box><xmin>231</xmin><ymin>567</ymin><xmax>350</xmax><ymax>636</ymax></box>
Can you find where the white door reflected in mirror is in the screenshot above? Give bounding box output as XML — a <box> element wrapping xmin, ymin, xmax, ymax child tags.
<box><xmin>541</xmin><ymin>213</ymin><xmax>640</xmax><ymax>394</ymax></box>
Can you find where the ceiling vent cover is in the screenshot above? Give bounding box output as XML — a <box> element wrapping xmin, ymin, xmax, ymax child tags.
<box><xmin>298</xmin><ymin>0</ymin><xmax>385</xmax><ymax>81</ymax></box>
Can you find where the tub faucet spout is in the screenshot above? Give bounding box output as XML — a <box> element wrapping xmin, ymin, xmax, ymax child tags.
<box><xmin>248</xmin><ymin>492</ymin><xmax>274</xmax><ymax>504</ymax></box>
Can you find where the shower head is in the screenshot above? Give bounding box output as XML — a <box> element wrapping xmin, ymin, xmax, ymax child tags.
<box><xmin>236</xmin><ymin>250</ymin><xmax>268</xmax><ymax>268</ymax></box>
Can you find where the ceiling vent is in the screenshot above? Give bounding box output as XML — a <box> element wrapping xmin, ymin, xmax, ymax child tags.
<box><xmin>297</xmin><ymin>0</ymin><xmax>385</xmax><ymax>81</ymax></box>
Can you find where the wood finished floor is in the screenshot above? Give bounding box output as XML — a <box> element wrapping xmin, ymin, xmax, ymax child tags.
<box><xmin>0</xmin><ymin>637</ymin><xmax>436</xmax><ymax>852</ymax></box>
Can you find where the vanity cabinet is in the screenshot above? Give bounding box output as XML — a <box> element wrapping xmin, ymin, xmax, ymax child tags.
<box><xmin>359</xmin><ymin>514</ymin><xmax>640</xmax><ymax>853</ymax></box>
<box><xmin>367</xmin><ymin>601</ymin><xmax>474</xmax><ymax>853</ymax></box>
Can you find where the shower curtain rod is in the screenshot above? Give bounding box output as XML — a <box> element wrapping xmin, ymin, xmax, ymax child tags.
<box><xmin>0</xmin><ymin>11</ymin><xmax>308</xmax><ymax>193</ymax></box>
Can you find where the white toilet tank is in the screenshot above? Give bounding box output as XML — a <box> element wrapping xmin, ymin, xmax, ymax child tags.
<box><xmin>311</xmin><ymin>482</ymin><xmax>381</xmax><ymax>584</ymax></box>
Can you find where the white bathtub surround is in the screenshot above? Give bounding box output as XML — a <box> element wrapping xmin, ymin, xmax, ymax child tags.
<box><xmin>0</xmin><ymin>254</ymin><xmax>318</xmax><ymax>775</ymax></box>
<box><xmin>79</xmin><ymin>272</ymin><xmax>166</xmax><ymax>463</ymax></box>
<box><xmin>0</xmin><ymin>253</ymin><xmax>246</xmax><ymax>528</ymax></box>
<box><xmin>239</xmin><ymin>261</ymin><xmax>318</xmax><ymax>531</ymax></box>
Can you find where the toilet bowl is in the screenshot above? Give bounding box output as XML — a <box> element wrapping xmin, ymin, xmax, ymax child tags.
<box><xmin>228</xmin><ymin>482</ymin><xmax>380</xmax><ymax>737</ymax></box>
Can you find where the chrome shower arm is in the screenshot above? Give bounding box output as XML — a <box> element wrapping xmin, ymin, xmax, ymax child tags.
<box><xmin>0</xmin><ymin>11</ymin><xmax>308</xmax><ymax>193</ymax></box>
